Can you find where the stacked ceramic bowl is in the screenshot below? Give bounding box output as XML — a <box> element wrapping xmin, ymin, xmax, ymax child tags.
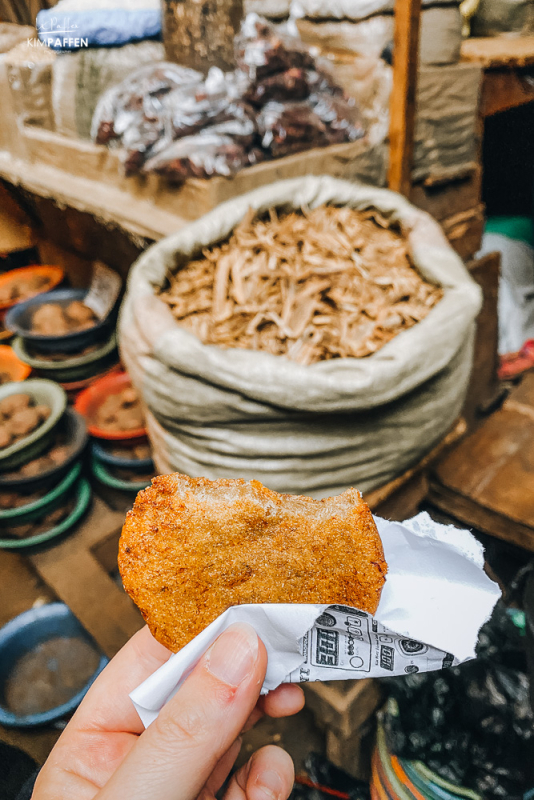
<box><xmin>74</xmin><ymin>370</ymin><xmax>155</xmax><ymax>502</ymax></box>
<box><xmin>0</xmin><ymin>603</ymin><xmax>107</xmax><ymax>728</ymax></box>
<box><xmin>0</xmin><ymin>379</ymin><xmax>91</xmax><ymax>551</ymax></box>
<box><xmin>0</xmin><ymin>265</ymin><xmax>64</xmax><ymax>342</ymax></box>
<box><xmin>7</xmin><ymin>287</ymin><xmax>119</xmax><ymax>400</ymax></box>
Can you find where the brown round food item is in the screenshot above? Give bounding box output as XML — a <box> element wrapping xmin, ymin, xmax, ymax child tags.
<box><xmin>32</xmin><ymin>304</ymin><xmax>70</xmax><ymax>336</ymax></box>
<box><xmin>0</xmin><ymin>425</ymin><xmax>13</xmax><ymax>448</ymax></box>
<box><xmin>0</xmin><ymin>393</ymin><xmax>31</xmax><ymax>419</ymax></box>
<box><xmin>10</xmin><ymin>408</ymin><xmax>41</xmax><ymax>437</ymax></box>
<box><xmin>122</xmin><ymin>387</ymin><xmax>138</xmax><ymax>406</ymax></box>
<box><xmin>64</xmin><ymin>300</ymin><xmax>97</xmax><ymax>327</ymax></box>
<box><xmin>34</xmin><ymin>405</ymin><xmax>51</xmax><ymax>423</ymax></box>
<box><xmin>119</xmin><ymin>474</ymin><xmax>387</xmax><ymax>653</ymax></box>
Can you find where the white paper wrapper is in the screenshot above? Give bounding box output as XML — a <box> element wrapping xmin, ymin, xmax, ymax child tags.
<box><xmin>130</xmin><ymin>513</ymin><xmax>501</xmax><ymax>728</ymax></box>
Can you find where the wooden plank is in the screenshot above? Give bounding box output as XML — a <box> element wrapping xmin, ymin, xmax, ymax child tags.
<box><xmin>388</xmin><ymin>0</ymin><xmax>422</xmax><ymax>195</ymax></box>
<box><xmin>428</xmin><ymin>481</ymin><xmax>534</xmax><ymax>551</ymax></box>
<box><xmin>410</xmin><ymin>166</ymin><xmax>482</xmax><ymax>222</ymax></box>
<box><xmin>480</xmin><ymin>68</ymin><xmax>534</xmax><ymax>117</ymax></box>
<box><xmin>430</xmin><ymin>374</ymin><xmax>534</xmax><ymax>551</ymax></box>
<box><xmin>364</xmin><ymin>417</ymin><xmax>466</xmax><ymax>512</ymax></box>
<box><xmin>463</xmin><ymin>251</ymin><xmax>501</xmax><ymax>426</ymax></box>
<box><xmin>441</xmin><ymin>203</ymin><xmax>485</xmax><ymax>261</ymax></box>
<box><xmin>29</xmin><ymin>497</ymin><xmax>143</xmax><ymax>659</ymax></box>
<box><xmin>461</xmin><ymin>36</ymin><xmax>534</xmax><ymax>68</ymax></box>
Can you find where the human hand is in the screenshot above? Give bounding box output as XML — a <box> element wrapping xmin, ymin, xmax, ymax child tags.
<box><xmin>33</xmin><ymin>623</ymin><xmax>304</xmax><ymax>800</ymax></box>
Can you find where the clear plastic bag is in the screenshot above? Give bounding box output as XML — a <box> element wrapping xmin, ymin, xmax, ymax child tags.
<box><xmin>201</xmin><ymin>102</ymin><xmax>257</xmax><ymax>147</ymax></box>
<box><xmin>142</xmin><ymin>133</ymin><xmax>249</xmax><ymax>184</ymax></box>
<box><xmin>235</xmin><ymin>13</ymin><xmax>315</xmax><ymax>81</ymax></box>
<box><xmin>243</xmin><ymin>67</ymin><xmax>310</xmax><ymax>106</ymax></box>
<box><xmin>165</xmin><ymin>67</ymin><xmax>246</xmax><ymax>139</ymax></box>
<box><xmin>258</xmin><ymin>100</ymin><xmax>328</xmax><ymax>156</ymax></box>
<box><xmin>310</xmin><ymin>93</ymin><xmax>365</xmax><ymax>143</ymax></box>
<box><xmin>91</xmin><ymin>62</ymin><xmax>201</xmax><ymax>147</ymax></box>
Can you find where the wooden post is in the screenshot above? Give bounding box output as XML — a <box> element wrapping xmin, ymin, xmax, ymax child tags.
<box><xmin>388</xmin><ymin>0</ymin><xmax>422</xmax><ymax>195</ymax></box>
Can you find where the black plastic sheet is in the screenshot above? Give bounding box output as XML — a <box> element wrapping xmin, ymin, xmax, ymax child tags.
<box><xmin>383</xmin><ymin>602</ymin><xmax>533</xmax><ymax>800</ymax></box>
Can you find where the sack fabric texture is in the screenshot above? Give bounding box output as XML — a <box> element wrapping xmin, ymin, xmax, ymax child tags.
<box><xmin>119</xmin><ymin>176</ymin><xmax>482</xmax><ymax>497</ymax></box>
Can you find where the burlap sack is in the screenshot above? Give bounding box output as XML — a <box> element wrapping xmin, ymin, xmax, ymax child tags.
<box><xmin>119</xmin><ymin>176</ymin><xmax>481</xmax><ymax>497</ymax></box>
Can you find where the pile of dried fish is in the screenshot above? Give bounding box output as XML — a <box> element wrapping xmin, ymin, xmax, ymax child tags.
<box><xmin>159</xmin><ymin>205</ymin><xmax>443</xmax><ymax>364</ymax></box>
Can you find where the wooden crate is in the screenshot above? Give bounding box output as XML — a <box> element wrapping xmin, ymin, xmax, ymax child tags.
<box><xmin>0</xmin><ymin>126</ymin><xmax>373</xmax><ymax>241</ymax></box>
<box><xmin>429</xmin><ymin>374</ymin><xmax>534</xmax><ymax>552</ymax></box>
<box><xmin>441</xmin><ymin>204</ymin><xmax>485</xmax><ymax>262</ymax></box>
<box><xmin>410</xmin><ymin>166</ymin><xmax>482</xmax><ymax>223</ymax></box>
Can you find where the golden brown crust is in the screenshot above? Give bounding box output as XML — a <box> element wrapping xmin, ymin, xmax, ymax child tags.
<box><xmin>118</xmin><ymin>474</ymin><xmax>387</xmax><ymax>652</ymax></box>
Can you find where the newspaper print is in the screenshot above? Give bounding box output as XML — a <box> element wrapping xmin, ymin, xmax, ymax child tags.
<box><xmin>288</xmin><ymin>604</ymin><xmax>459</xmax><ymax>683</ymax></box>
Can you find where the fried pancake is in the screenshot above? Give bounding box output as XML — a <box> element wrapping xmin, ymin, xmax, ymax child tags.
<box><xmin>119</xmin><ymin>474</ymin><xmax>387</xmax><ymax>652</ymax></box>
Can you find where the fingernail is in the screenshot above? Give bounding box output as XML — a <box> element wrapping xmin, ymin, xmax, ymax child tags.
<box><xmin>206</xmin><ymin>623</ymin><xmax>258</xmax><ymax>687</ymax></box>
<box><xmin>254</xmin><ymin>770</ymin><xmax>284</xmax><ymax>800</ymax></box>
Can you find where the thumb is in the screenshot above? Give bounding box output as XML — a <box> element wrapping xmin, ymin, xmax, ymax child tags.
<box><xmin>96</xmin><ymin>623</ymin><xmax>267</xmax><ymax>800</ymax></box>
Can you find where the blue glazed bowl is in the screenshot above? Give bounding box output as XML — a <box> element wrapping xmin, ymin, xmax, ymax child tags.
<box><xmin>0</xmin><ymin>603</ymin><xmax>107</xmax><ymax>728</ymax></box>
<box><xmin>91</xmin><ymin>441</ymin><xmax>154</xmax><ymax>471</ymax></box>
<box><xmin>5</xmin><ymin>288</ymin><xmax>116</xmax><ymax>353</ymax></box>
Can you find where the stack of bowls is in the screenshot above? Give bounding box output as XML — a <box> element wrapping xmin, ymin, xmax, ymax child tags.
<box><xmin>7</xmin><ymin>288</ymin><xmax>119</xmax><ymax>399</ymax></box>
<box><xmin>75</xmin><ymin>370</ymin><xmax>155</xmax><ymax>502</ymax></box>
<box><xmin>0</xmin><ymin>379</ymin><xmax>91</xmax><ymax>551</ymax></box>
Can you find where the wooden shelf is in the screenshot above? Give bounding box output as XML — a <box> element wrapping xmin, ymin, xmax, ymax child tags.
<box><xmin>461</xmin><ymin>36</ymin><xmax>534</xmax><ymax>116</ymax></box>
<box><xmin>461</xmin><ymin>35</ymin><xmax>534</xmax><ymax>69</ymax></box>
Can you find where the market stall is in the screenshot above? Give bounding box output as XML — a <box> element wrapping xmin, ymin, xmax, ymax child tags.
<box><xmin>0</xmin><ymin>1</ymin><xmax>532</xmax><ymax>799</ymax></box>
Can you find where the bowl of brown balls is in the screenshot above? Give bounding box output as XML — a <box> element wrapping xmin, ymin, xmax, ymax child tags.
<box><xmin>0</xmin><ymin>380</ymin><xmax>67</xmax><ymax>471</ymax></box>
<box><xmin>5</xmin><ymin>289</ymin><xmax>115</xmax><ymax>354</ymax></box>
<box><xmin>74</xmin><ymin>370</ymin><xmax>147</xmax><ymax>442</ymax></box>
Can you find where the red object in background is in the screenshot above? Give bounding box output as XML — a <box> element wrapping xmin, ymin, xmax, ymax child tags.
<box><xmin>0</xmin><ymin>265</ymin><xmax>64</xmax><ymax>319</ymax></box>
<box><xmin>498</xmin><ymin>339</ymin><xmax>534</xmax><ymax>380</ymax></box>
<box><xmin>74</xmin><ymin>370</ymin><xmax>147</xmax><ymax>442</ymax></box>
<box><xmin>0</xmin><ymin>345</ymin><xmax>31</xmax><ymax>382</ymax></box>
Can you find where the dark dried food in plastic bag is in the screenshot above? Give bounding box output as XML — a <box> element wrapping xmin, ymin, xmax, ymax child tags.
<box><xmin>311</xmin><ymin>93</ymin><xmax>365</xmax><ymax>143</ymax></box>
<box><xmin>257</xmin><ymin>101</ymin><xmax>328</xmax><ymax>157</ymax></box>
<box><xmin>164</xmin><ymin>67</ymin><xmax>240</xmax><ymax>139</ymax></box>
<box><xmin>200</xmin><ymin>102</ymin><xmax>257</xmax><ymax>146</ymax></box>
<box><xmin>235</xmin><ymin>13</ymin><xmax>315</xmax><ymax>81</ymax></box>
<box><xmin>91</xmin><ymin>62</ymin><xmax>201</xmax><ymax>146</ymax></box>
<box><xmin>143</xmin><ymin>133</ymin><xmax>248</xmax><ymax>184</ymax></box>
<box><xmin>243</xmin><ymin>67</ymin><xmax>310</xmax><ymax>106</ymax></box>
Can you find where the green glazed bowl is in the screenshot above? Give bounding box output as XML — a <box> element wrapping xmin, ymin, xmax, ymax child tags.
<box><xmin>0</xmin><ymin>478</ymin><xmax>92</xmax><ymax>551</ymax></box>
<box><xmin>0</xmin><ymin>461</ymin><xmax>82</xmax><ymax>524</ymax></box>
<box><xmin>0</xmin><ymin>380</ymin><xmax>67</xmax><ymax>471</ymax></box>
<box><xmin>12</xmin><ymin>333</ymin><xmax>118</xmax><ymax>383</ymax></box>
